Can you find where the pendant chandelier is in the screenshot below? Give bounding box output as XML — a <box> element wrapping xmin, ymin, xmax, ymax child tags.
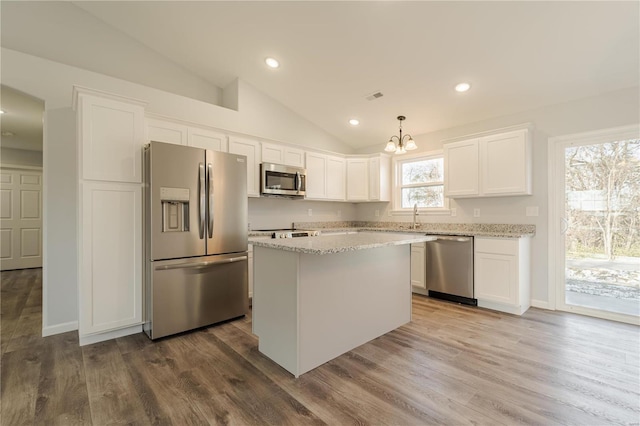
<box><xmin>384</xmin><ymin>115</ymin><xmax>417</xmax><ymax>154</ymax></box>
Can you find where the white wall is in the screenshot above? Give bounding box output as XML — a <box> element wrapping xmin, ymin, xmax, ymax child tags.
<box><xmin>0</xmin><ymin>147</ymin><xmax>42</xmax><ymax>167</ymax></box>
<box><xmin>249</xmin><ymin>198</ymin><xmax>357</xmax><ymax>230</ymax></box>
<box><xmin>1</xmin><ymin>48</ymin><xmax>353</xmax><ymax>333</ymax></box>
<box><xmin>42</xmin><ymin>107</ymin><xmax>77</xmax><ymax>334</ymax></box>
<box><xmin>356</xmin><ymin>87</ymin><xmax>640</xmax><ymax>307</ymax></box>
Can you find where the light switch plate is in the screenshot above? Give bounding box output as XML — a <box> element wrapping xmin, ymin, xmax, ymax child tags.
<box><xmin>473</xmin><ymin>208</ymin><xmax>480</xmax><ymax>217</ymax></box>
<box><xmin>337</xmin><ymin>210</ymin><xmax>341</xmax><ymax>217</ymax></box>
<box><xmin>375</xmin><ymin>210</ymin><xmax>380</xmax><ymax>217</ymax></box>
<box><xmin>308</xmin><ymin>209</ymin><xmax>312</xmax><ymax>216</ymax></box>
<box><xmin>450</xmin><ymin>208</ymin><xmax>457</xmax><ymax>217</ymax></box>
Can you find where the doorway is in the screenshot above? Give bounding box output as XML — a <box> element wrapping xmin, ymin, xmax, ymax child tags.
<box><xmin>549</xmin><ymin>125</ymin><xmax>639</xmax><ymax>324</ymax></box>
<box><xmin>0</xmin><ymin>85</ymin><xmax>44</xmax><ymax>271</ymax></box>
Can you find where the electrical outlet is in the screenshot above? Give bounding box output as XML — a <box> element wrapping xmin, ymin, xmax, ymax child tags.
<box><xmin>337</xmin><ymin>210</ymin><xmax>341</xmax><ymax>217</ymax></box>
<box><xmin>526</xmin><ymin>206</ymin><xmax>539</xmax><ymax>217</ymax></box>
<box><xmin>473</xmin><ymin>208</ymin><xmax>480</xmax><ymax>217</ymax></box>
<box><xmin>375</xmin><ymin>210</ymin><xmax>380</xmax><ymax>217</ymax></box>
<box><xmin>308</xmin><ymin>208</ymin><xmax>312</xmax><ymax>216</ymax></box>
<box><xmin>450</xmin><ymin>208</ymin><xmax>457</xmax><ymax>217</ymax></box>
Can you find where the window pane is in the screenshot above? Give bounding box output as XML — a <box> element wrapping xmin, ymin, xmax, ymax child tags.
<box><xmin>402</xmin><ymin>186</ymin><xmax>444</xmax><ymax>208</ymax></box>
<box><xmin>402</xmin><ymin>158</ymin><xmax>444</xmax><ymax>185</ymax></box>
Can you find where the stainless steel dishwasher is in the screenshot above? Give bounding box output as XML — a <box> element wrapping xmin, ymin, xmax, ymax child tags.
<box><xmin>425</xmin><ymin>235</ymin><xmax>476</xmax><ymax>306</ymax></box>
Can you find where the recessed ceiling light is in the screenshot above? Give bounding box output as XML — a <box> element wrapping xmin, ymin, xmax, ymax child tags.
<box><xmin>455</xmin><ymin>82</ymin><xmax>471</xmax><ymax>92</ymax></box>
<box><xmin>349</xmin><ymin>119</ymin><xmax>360</xmax><ymax>126</ymax></box>
<box><xmin>265</xmin><ymin>57</ymin><xmax>280</xmax><ymax>69</ymax></box>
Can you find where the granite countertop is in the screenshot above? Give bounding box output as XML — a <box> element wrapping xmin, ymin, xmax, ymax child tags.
<box><xmin>249</xmin><ymin>222</ymin><xmax>535</xmax><ymax>239</ymax></box>
<box><xmin>249</xmin><ymin>232</ymin><xmax>436</xmax><ymax>255</ymax></box>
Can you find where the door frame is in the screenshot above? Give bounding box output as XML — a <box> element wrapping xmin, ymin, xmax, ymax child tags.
<box><xmin>548</xmin><ymin>124</ymin><xmax>639</xmax><ymax>325</ymax></box>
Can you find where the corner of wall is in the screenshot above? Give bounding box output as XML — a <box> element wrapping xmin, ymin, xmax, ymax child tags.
<box><xmin>222</xmin><ymin>78</ymin><xmax>239</xmax><ymax>111</ymax></box>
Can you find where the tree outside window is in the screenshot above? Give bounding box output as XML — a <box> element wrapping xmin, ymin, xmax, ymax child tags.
<box><xmin>397</xmin><ymin>155</ymin><xmax>446</xmax><ymax>209</ymax></box>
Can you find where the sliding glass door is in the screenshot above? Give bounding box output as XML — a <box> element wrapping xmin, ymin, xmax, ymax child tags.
<box><xmin>550</xmin><ymin>125</ymin><xmax>639</xmax><ymax>324</ymax></box>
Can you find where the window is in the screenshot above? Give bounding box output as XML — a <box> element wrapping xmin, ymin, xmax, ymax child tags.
<box><xmin>393</xmin><ymin>151</ymin><xmax>448</xmax><ymax>212</ymax></box>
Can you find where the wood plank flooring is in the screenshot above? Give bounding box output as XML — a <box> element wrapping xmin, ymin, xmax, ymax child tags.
<box><xmin>2</xmin><ymin>268</ymin><xmax>639</xmax><ymax>425</ymax></box>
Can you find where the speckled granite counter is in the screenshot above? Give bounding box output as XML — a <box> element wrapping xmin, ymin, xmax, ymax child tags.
<box><xmin>249</xmin><ymin>232</ymin><xmax>435</xmax><ymax>255</ymax></box>
<box><xmin>290</xmin><ymin>221</ymin><xmax>536</xmax><ymax>238</ymax></box>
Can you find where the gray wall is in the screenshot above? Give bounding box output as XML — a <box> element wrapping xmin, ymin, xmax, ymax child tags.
<box><xmin>0</xmin><ymin>147</ymin><xmax>42</xmax><ymax>167</ymax></box>
<box><xmin>355</xmin><ymin>87</ymin><xmax>640</xmax><ymax>307</ymax></box>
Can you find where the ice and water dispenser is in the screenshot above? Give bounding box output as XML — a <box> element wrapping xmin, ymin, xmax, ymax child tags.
<box><xmin>160</xmin><ymin>187</ymin><xmax>190</xmax><ymax>232</ymax></box>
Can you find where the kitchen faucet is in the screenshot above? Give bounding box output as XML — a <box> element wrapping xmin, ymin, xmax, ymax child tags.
<box><xmin>412</xmin><ymin>204</ymin><xmax>419</xmax><ymax>229</ymax></box>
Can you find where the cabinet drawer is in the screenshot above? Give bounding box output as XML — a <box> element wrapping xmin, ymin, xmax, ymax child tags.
<box><xmin>475</xmin><ymin>237</ymin><xmax>517</xmax><ymax>255</ymax></box>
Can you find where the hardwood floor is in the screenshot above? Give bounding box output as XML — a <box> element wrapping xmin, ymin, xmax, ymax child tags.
<box><xmin>2</xmin><ymin>268</ymin><xmax>639</xmax><ymax>425</ymax></box>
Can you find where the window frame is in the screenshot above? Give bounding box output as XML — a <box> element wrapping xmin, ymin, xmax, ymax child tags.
<box><xmin>391</xmin><ymin>150</ymin><xmax>450</xmax><ymax>215</ymax></box>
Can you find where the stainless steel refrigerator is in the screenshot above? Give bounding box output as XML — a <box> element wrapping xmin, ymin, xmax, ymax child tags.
<box><xmin>143</xmin><ymin>141</ymin><xmax>249</xmax><ymax>340</ymax></box>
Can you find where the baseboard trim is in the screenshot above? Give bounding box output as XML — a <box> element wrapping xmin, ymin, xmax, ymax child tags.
<box><xmin>531</xmin><ymin>299</ymin><xmax>552</xmax><ymax>310</ymax></box>
<box><xmin>42</xmin><ymin>321</ymin><xmax>78</xmax><ymax>337</ymax></box>
<box><xmin>79</xmin><ymin>324</ymin><xmax>143</xmax><ymax>346</ymax></box>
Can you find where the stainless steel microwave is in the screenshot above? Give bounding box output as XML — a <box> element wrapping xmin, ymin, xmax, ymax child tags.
<box><xmin>260</xmin><ymin>162</ymin><xmax>306</xmax><ymax>198</ymax></box>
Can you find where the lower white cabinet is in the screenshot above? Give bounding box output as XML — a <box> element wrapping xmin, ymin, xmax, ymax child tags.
<box><xmin>474</xmin><ymin>237</ymin><xmax>531</xmax><ymax>315</ymax></box>
<box><xmin>79</xmin><ymin>182</ymin><xmax>142</xmax><ymax>341</ymax></box>
<box><xmin>411</xmin><ymin>242</ymin><xmax>427</xmax><ymax>295</ymax></box>
<box><xmin>248</xmin><ymin>244</ymin><xmax>254</xmax><ymax>303</ymax></box>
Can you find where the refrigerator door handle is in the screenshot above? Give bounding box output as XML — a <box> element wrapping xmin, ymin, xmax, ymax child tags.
<box><xmin>154</xmin><ymin>255</ymin><xmax>248</xmax><ymax>271</ymax></box>
<box><xmin>207</xmin><ymin>162</ymin><xmax>214</xmax><ymax>238</ymax></box>
<box><xmin>198</xmin><ymin>162</ymin><xmax>205</xmax><ymax>239</ymax></box>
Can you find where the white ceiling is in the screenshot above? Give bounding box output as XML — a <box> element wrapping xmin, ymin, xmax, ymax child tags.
<box><xmin>2</xmin><ymin>1</ymin><xmax>638</xmax><ymax>150</ymax></box>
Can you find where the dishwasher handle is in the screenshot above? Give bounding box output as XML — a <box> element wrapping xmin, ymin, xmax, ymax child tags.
<box><xmin>426</xmin><ymin>235</ymin><xmax>472</xmax><ymax>242</ymax></box>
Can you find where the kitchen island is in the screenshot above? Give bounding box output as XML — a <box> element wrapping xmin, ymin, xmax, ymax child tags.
<box><xmin>250</xmin><ymin>232</ymin><xmax>434</xmax><ymax>377</ymax></box>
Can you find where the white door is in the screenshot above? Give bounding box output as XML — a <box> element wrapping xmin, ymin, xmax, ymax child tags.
<box><xmin>0</xmin><ymin>168</ymin><xmax>43</xmax><ymax>270</ymax></box>
<box><xmin>549</xmin><ymin>125</ymin><xmax>639</xmax><ymax>325</ymax></box>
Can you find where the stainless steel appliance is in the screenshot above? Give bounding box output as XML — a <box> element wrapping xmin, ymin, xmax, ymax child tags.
<box><xmin>425</xmin><ymin>235</ymin><xmax>476</xmax><ymax>306</ymax></box>
<box><xmin>143</xmin><ymin>141</ymin><xmax>249</xmax><ymax>340</ymax></box>
<box><xmin>260</xmin><ymin>162</ymin><xmax>306</xmax><ymax>198</ymax></box>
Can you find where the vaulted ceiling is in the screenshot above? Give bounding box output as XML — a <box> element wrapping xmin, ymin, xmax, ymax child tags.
<box><xmin>1</xmin><ymin>1</ymin><xmax>638</xmax><ymax>150</ymax></box>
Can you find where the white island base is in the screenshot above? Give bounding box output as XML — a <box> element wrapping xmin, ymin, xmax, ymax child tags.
<box><xmin>252</xmin><ymin>244</ymin><xmax>411</xmax><ymax>378</ymax></box>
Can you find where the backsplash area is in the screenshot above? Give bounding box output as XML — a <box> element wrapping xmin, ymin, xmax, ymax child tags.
<box><xmin>248</xmin><ymin>197</ymin><xmax>357</xmax><ymax>230</ymax></box>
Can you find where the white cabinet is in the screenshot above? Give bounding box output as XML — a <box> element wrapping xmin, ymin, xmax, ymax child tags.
<box><xmin>474</xmin><ymin>237</ymin><xmax>531</xmax><ymax>315</ymax></box>
<box><xmin>79</xmin><ymin>182</ymin><xmax>142</xmax><ymax>337</ymax></box>
<box><xmin>248</xmin><ymin>244</ymin><xmax>254</xmax><ymax>303</ymax></box>
<box><xmin>305</xmin><ymin>152</ymin><xmax>328</xmax><ymax>199</ymax></box>
<box><xmin>411</xmin><ymin>242</ymin><xmax>427</xmax><ymax>295</ymax></box>
<box><xmin>444</xmin><ymin>128</ymin><xmax>532</xmax><ymax>198</ymax></box>
<box><xmin>443</xmin><ymin>138</ymin><xmax>479</xmax><ymax>197</ymax></box>
<box><xmin>368</xmin><ymin>155</ymin><xmax>391</xmax><ymax>202</ymax></box>
<box><xmin>480</xmin><ymin>129</ymin><xmax>532</xmax><ymax>196</ymax></box>
<box><xmin>262</xmin><ymin>142</ymin><xmax>305</xmax><ymax>167</ymax></box>
<box><xmin>76</xmin><ymin>89</ymin><xmax>146</xmax><ymax>183</ymax></box>
<box><xmin>305</xmin><ymin>152</ymin><xmax>346</xmax><ymax>201</ymax></box>
<box><xmin>228</xmin><ymin>136</ymin><xmax>261</xmax><ymax>197</ymax></box>
<box><xmin>146</xmin><ymin>118</ymin><xmax>188</xmax><ymax>145</ymax></box>
<box><xmin>187</xmin><ymin>127</ymin><xmax>228</xmax><ymax>152</ymax></box>
<box><xmin>347</xmin><ymin>155</ymin><xmax>390</xmax><ymax>202</ymax></box>
<box><xmin>347</xmin><ymin>158</ymin><xmax>369</xmax><ymax>201</ymax></box>
<box><xmin>326</xmin><ymin>155</ymin><xmax>346</xmax><ymax>201</ymax></box>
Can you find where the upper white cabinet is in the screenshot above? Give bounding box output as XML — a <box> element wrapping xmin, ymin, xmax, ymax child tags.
<box><xmin>480</xmin><ymin>130</ymin><xmax>532</xmax><ymax>196</ymax></box>
<box><xmin>326</xmin><ymin>155</ymin><xmax>346</xmax><ymax>201</ymax></box>
<box><xmin>305</xmin><ymin>153</ymin><xmax>346</xmax><ymax>201</ymax></box>
<box><xmin>305</xmin><ymin>152</ymin><xmax>328</xmax><ymax>199</ymax></box>
<box><xmin>75</xmin><ymin>88</ymin><xmax>146</xmax><ymax>183</ymax></box>
<box><xmin>228</xmin><ymin>136</ymin><xmax>261</xmax><ymax>197</ymax></box>
<box><xmin>475</xmin><ymin>237</ymin><xmax>531</xmax><ymax>315</ymax></box>
<box><xmin>187</xmin><ymin>127</ymin><xmax>228</xmax><ymax>152</ymax></box>
<box><xmin>368</xmin><ymin>155</ymin><xmax>391</xmax><ymax>202</ymax></box>
<box><xmin>262</xmin><ymin>142</ymin><xmax>305</xmax><ymax>168</ymax></box>
<box><xmin>346</xmin><ymin>155</ymin><xmax>390</xmax><ymax>202</ymax></box>
<box><xmin>444</xmin><ymin>127</ymin><xmax>532</xmax><ymax>198</ymax></box>
<box><xmin>443</xmin><ymin>138</ymin><xmax>479</xmax><ymax>197</ymax></box>
<box><xmin>347</xmin><ymin>158</ymin><xmax>369</xmax><ymax>201</ymax></box>
<box><xmin>146</xmin><ymin>118</ymin><xmax>188</xmax><ymax>146</ymax></box>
